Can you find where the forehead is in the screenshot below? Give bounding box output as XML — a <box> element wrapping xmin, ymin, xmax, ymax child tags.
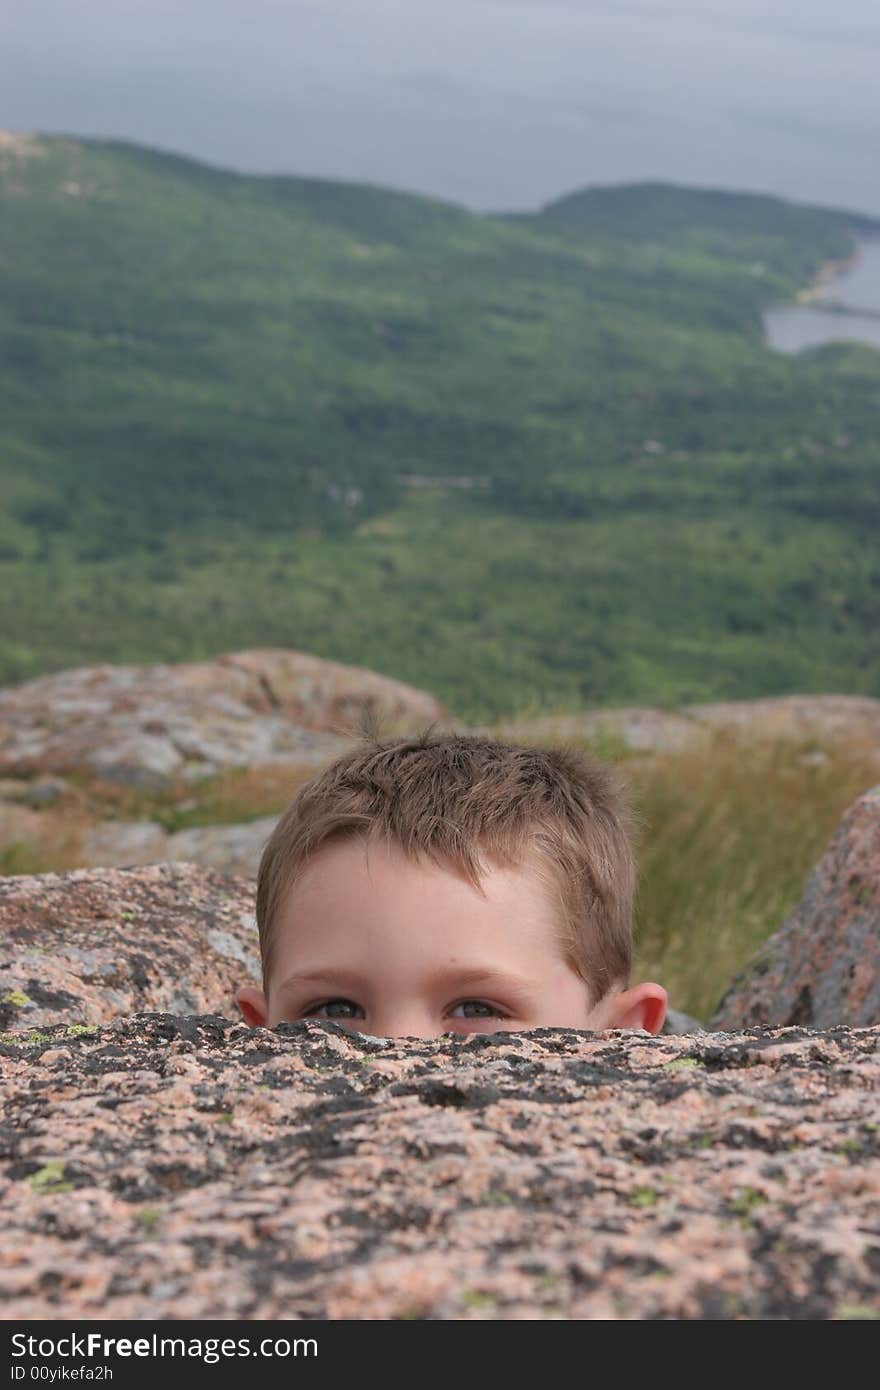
<box><xmin>283</xmin><ymin>832</ymin><xmax>549</xmax><ymax>907</ymax></box>
<box><xmin>272</xmin><ymin>833</ymin><xmax>564</xmax><ymax>964</ymax></box>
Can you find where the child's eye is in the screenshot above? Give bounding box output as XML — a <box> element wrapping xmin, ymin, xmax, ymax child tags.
<box><xmin>303</xmin><ymin>998</ymin><xmax>365</xmax><ymax>1020</ymax></box>
<box><xmin>449</xmin><ymin>1000</ymin><xmax>504</xmax><ymax>1019</ymax></box>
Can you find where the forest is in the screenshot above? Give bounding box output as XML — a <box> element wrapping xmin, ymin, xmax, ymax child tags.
<box><xmin>1</xmin><ymin>135</ymin><xmax>878</xmax><ymax>722</ymax></box>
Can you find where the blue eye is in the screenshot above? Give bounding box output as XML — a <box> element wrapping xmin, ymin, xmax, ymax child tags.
<box><xmin>449</xmin><ymin>1000</ymin><xmax>500</xmax><ymax>1019</ymax></box>
<box><xmin>305</xmin><ymin>998</ymin><xmax>365</xmax><ymax>1020</ymax></box>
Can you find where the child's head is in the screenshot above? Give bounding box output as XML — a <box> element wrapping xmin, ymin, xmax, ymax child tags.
<box><xmin>236</xmin><ymin>730</ymin><xmax>666</xmax><ymax>1038</ymax></box>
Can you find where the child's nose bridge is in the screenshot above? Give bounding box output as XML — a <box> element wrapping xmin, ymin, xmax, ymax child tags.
<box><xmin>368</xmin><ymin>1004</ymin><xmax>436</xmax><ymax>1040</ymax></box>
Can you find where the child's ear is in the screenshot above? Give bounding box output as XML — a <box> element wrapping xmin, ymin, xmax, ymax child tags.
<box><xmin>604</xmin><ymin>982</ymin><xmax>668</xmax><ymax>1035</ymax></box>
<box><xmin>235</xmin><ymin>984</ymin><xmax>268</xmax><ymax>1027</ymax></box>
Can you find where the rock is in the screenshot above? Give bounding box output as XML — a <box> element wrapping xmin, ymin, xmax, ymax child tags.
<box><xmin>1</xmin><ymin>859</ymin><xmax>876</xmax><ymax>1318</ymax></box>
<box><xmin>711</xmin><ymin>784</ymin><xmax>880</xmax><ymax>1030</ymax></box>
<box><xmin>75</xmin><ymin>817</ymin><xmax>278</xmax><ymax>877</ymax></box>
<box><xmin>0</xmin><ymin>1014</ymin><xmax>877</xmax><ymax>1319</ymax></box>
<box><xmin>483</xmin><ymin>706</ymin><xmax>712</xmax><ymax>754</ymax></box>
<box><xmin>0</xmin><ymin>130</ymin><xmax>44</xmax><ymax>161</ymax></box>
<box><xmin>482</xmin><ymin>694</ymin><xmax>880</xmax><ymax>756</ymax></box>
<box><xmin>165</xmin><ymin>818</ymin><xmax>277</xmax><ymax>877</ymax></box>
<box><xmin>78</xmin><ymin>821</ymin><xmax>170</xmax><ymax>868</ymax></box>
<box><xmin>685</xmin><ymin>694</ymin><xmax>880</xmax><ymax>747</ymax></box>
<box><xmin>22</xmin><ymin>776</ymin><xmax>69</xmax><ymax>807</ymax></box>
<box><xmin>0</xmin><ymin>776</ymin><xmax>69</xmax><ymax>808</ymax></box>
<box><xmin>0</xmin><ymin>648</ymin><xmax>448</xmax><ymax>789</ymax></box>
<box><xmin>0</xmin><ymin>863</ymin><xmax>259</xmax><ymax>1033</ymax></box>
<box><xmin>87</xmin><ymin>731</ymin><xmax>187</xmax><ymax>790</ymax></box>
<box><xmin>661</xmin><ymin>1008</ymin><xmax>705</xmax><ymax>1035</ymax></box>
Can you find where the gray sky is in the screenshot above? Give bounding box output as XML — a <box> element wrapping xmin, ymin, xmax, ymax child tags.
<box><xmin>2</xmin><ymin>0</ymin><xmax>879</xmax><ymax>214</ymax></box>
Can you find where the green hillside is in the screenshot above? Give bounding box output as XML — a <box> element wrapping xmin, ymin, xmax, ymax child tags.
<box><xmin>1</xmin><ymin>133</ymin><xmax>879</xmax><ymax>721</ymax></box>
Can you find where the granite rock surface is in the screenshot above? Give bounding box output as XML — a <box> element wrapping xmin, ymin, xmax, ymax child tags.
<box><xmin>712</xmin><ymin>784</ymin><xmax>880</xmax><ymax>1030</ymax></box>
<box><xmin>0</xmin><ymin>648</ymin><xmax>447</xmax><ymax>789</ymax></box>
<box><xmin>0</xmin><ymin>1015</ymin><xmax>877</xmax><ymax>1320</ymax></box>
<box><xmin>77</xmin><ymin>817</ymin><xmax>278</xmax><ymax>877</ymax></box>
<box><xmin>0</xmin><ymin>863</ymin><xmax>260</xmax><ymax>1035</ymax></box>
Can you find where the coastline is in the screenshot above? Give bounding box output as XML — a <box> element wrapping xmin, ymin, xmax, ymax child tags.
<box><xmin>795</xmin><ymin>238</ymin><xmax>864</xmax><ymax>305</ymax></box>
<box><xmin>764</xmin><ymin>234</ymin><xmax>880</xmax><ymax>351</ymax></box>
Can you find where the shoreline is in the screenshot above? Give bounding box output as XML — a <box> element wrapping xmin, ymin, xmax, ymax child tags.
<box><xmin>764</xmin><ymin>234</ymin><xmax>880</xmax><ymax>351</ymax></box>
<box><xmin>794</xmin><ymin>236</ymin><xmax>865</xmax><ymax>305</ymax></box>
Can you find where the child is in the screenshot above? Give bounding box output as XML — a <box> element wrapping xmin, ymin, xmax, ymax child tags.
<box><xmin>235</xmin><ymin>729</ymin><xmax>667</xmax><ymax>1038</ymax></box>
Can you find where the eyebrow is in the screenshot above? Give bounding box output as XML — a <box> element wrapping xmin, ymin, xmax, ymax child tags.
<box><xmin>275</xmin><ymin>965</ymin><xmax>537</xmax><ymax>1003</ymax></box>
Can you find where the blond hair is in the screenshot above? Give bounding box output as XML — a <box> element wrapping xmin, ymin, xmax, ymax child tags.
<box><xmin>256</xmin><ymin>728</ymin><xmax>642</xmax><ymax>1003</ymax></box>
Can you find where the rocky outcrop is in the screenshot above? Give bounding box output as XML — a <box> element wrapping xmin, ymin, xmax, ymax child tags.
<box><xmin>0</xmin><ymin>130</ymin><xmax>44</xmax><ymax>165</ymax></box>
<box><xmin>0</xmin><ymin>648</ymin><xmax>448</xmax><ymax>790</ymax></box>
<box><xmin>2</xmin><ymin>647</ymin><xmax>878</xmax><ymax>887</ymax></box>
<box><xmin>711</xmin><ymin>784</ymin><xmax>880</xmax><ymax>1030</ymax></box>
<box><xmin>683</xmin><ymin>694</ymin><xmax>880</xmax><ymax>746</ymax></box>
<box><xmin>485</xmin><ymin>694</ymin><xmax>880</xmax><ymax>756</ymax></box>
<box><xmin>1</xmin><ymin>1014</ymin><xmax>877</xmax><ymax>1319</ymax></box>
<box><xmin>0</xmin><ymin>863</ymin><xmax>260</xmax><ymax>1034</ymax></box>
<box><xmin>2</xmin><ymin>650</ymin><xmax>876</xmax><ymax>805</ymax></box>
<box><xmin>77</xmin><ymin>816</ymin><xmax>277</xmax><ymax>877</ymax></box>
<box><xmin>1</xmin><ymin>860</ymin><xmax>876</xmax><ymax>1319</ymax></box>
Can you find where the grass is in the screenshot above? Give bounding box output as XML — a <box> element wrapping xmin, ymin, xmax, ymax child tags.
<box><xmin>622</xmin><ymin>730</ymin><xmax>877</xmax><ymax>1018</ymax></box>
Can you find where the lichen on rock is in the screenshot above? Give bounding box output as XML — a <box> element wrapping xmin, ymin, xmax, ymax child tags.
<box><xmin>0</xmin><ymin>862</ymin><xmax>260</xmax><ymax>1033</ymax></box>
<box><xmin>0</xmin><ymin>1014</ymin><xmax>878</xmax><ymax>1319</ymax></box>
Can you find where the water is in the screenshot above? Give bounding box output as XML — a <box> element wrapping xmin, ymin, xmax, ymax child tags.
<box><xmin>764</xmin><ymin>239</ymin><xmax>880</xmax><ymax>353</ymax></box>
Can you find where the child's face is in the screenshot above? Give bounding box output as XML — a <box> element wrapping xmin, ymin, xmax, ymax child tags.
<box><xmin>236</xmin><ymin>835</ymin><xmax>667</xmax><ymax>1038</ymax></box>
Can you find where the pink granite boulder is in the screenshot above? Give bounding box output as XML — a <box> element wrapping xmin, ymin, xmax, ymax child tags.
<box><xmin>0</xmin><ymin>862</ymin><xmax>259</xmax><ymax>1035</ymax></box>
<box><xmin>0</xmin><ymin>647</ymin><xmax>449</xmax><ymax>789</ymax></box>
<box><xmin>711</xmin><ymin>784</ymin><xmax>880</xmax><ymax>1030</ymax></box>
<box><xmin>0</xmin><ymin>1015</ymin><xmax>877</xmax><ymax>1319</ymax></box>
